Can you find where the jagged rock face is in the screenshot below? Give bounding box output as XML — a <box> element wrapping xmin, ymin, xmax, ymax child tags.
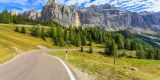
<box><xmin>129</xmin><ymin>12</ymin><xmax>160</xmax><ymax>29</ymax></box>
<box><xmin>23</xmin><ymin>0</ymin><xmax>160</xmax><ymax>31</ymax></box>
<box><xmin>40</xmin><ymin>1</ymin><xmax>80</xmax><ymax>26</ymax></box>
<box><xmin>46</xmin><ymin>0</ymin><xmax>55</xmax><ymax>6</ymax></box>
<box><xmin>78</xmin><ymin>4</ymin><xmax>160</xmax><ymax>30</ymax></box>
<box><xmin>78</xmin><ymin>4</ymin><xmax>132</xmax><ymax>30</ymax></box>
<box><xmin>23</xmin><ymin>10</ymin><xmax>41</xmax><ymax>20</ymax></box>
<box><xmin>141</xmin><ymin>12</ymin><xmax>160</xmax><ymax>26</ymax></box>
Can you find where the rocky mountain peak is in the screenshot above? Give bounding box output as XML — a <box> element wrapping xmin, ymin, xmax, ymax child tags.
<box><xmin>46</xmin><ymin>0</ymin><xmax>55</xmax><ymax>6</ymax></box>
<box><xmin>40</xmin><ymin>0</ymin><xmax>81</xmax><ymax>26</ymax></box>
<box><xmin>23</xmin><ymin>9</ymin><xmax>41</xmax><ymax>20</ymax></box>
<box><xmin>23</xmin><ymin>0</ymin><xmax>160</xmax><ymax>32</ymax></box>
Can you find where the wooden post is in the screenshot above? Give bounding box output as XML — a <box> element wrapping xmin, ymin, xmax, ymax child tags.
<box><xmin>114</xmin><ymin>53</ymin><xmax>116</xmax><ymax>65</ymax></box>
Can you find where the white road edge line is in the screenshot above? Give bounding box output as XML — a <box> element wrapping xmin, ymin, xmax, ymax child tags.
<box><xmin>43</xmin><ymin>53</ymin><xmax>76</xmax><ymax>80</ymax></box>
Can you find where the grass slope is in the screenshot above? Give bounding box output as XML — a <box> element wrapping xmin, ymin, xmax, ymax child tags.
<box><xmin>49</xmin><ymin>50</ymin><xmax>160</xmax><ymax>80</ymax></box>
<box><xmin>0</xmin><ymin>24</ymin><xmax>53</xmax><ymax>63</ymax></box>
<box><xmin>0</xmin><ymin>24</ymin><xmax>160</xmax><ymax>80</ymax></box>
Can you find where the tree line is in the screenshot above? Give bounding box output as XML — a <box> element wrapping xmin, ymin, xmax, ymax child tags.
<box><xmin>0</xmin><ymin>10</ymin><xmax>37</xmax><ymax>24</ymax></box>
<box><xmin>2</xmin><ymin>9</ymin><xmax>159</xmax><ymax>60</ymax></box>
<box><xmin>14</xmin><ymin>25</ymin><xmax>160</xmax><ymax>60</ymax></box>
<box><xmin>0</xmin><ymin>10</ymin><xmax>63</xmax><ymax>27</ymax></box>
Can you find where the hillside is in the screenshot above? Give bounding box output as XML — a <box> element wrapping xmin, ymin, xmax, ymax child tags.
<box><xmin>0</xmin><ymin>24</ymin><xmax>53</xmax><ymax>64</ymax></box>
<box><xmin>0</xmin><ymin>0</ymin><xmax>160</xmax><ymax>80</ymax></box>
<box><xmin>49</xmin><ymin>50</ymin><xmax>160</xmax><ymax>80</ymax></box>
<box><xmin>0</xmin><ymin>24</ymin><xmax>159</xmax><ymax>80</ymax></box>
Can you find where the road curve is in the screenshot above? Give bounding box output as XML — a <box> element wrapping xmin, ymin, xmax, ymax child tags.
<box><xmin>0</xmin><ymin>50</ymin><xmax>77</xmax><ymax>80</ymax></box>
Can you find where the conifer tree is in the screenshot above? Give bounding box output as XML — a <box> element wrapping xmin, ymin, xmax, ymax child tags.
<box><xmin>152</xmin><ymin>49</ymin><xmax>160</xmax><ymax>60</ymax></box>
<box><xmin>131</xmin><ymin>41</ymin><xmax>137</xmax><ymax>50</ymax></box>
<box><xmin>13</xmin><ymin>15</ymin><xmax>18</xmax><ymax>24</ymax></box>
<box><xmin>50</xmin><ymin>26</ymin><xmax>56</xmax><ymax>38</ymax></box>
<box><xmin>125</xmin><ymin>38</ymin><xmax>131</xmax><ymax>50</ymax></box>
<box><xmin>106</xmin><ymin>40</ymin><xmax>117</xmax><ymax>65</ymax></box>
<box><xmin>136</xmin><ymin>44</ymin><xmax>145</xmax><ymax>59</ymax></box>
<box><xmin>31</xmin><ymin>25</ymin><xmax>36</xmax><ymax>36</ymax></box>
<box><xmin>81</xmin><ymin>46</ymin><xmax>84</xmax><ymax>53</ymax></box>
<box><xmin>75</xmin><ymin>34</ymin><xmax>81</xmax><ymax>47</ymax></box>
<box><xmin>46</xmin><ymin>29</ymin><xmax>50</xmax><ymax>37</ymax></box>
<box><xmin>21</xmin><ymin>27</ymin><xmax>26</xmax><ymax>34</ymax></box>
<box><xmin>41</xmin><ymin>27</ymin><xmax>46</xmax><ymax>40</ymax></box>
<box><xmin>51</xmin><ymin>27</ymin><xmax>57</xmax><ymax>45</ymax></box>
<box><xmin>64</xmin><ymin>30</ymin><xmax>69</xmax><ymax>41</ymax></box>
<box><xmin>69</xmin><ymin>29</ymin><xmax>75</xmax><ymax>45</ymax></box>
<box><xmin>157</xmin><ymin>50</ymin><xmax>160</xmax><ymax>60</ymax></box>
<box><xmin>88</xmin><ymin>34</ymin><xmax>92</xmax><ymax>46</ymax></box>
<box><xmin>104</xmin><ymin>47</ymin><xmax>108</xmax><ymax>56</ymax></box>
<box><xmin>148</xmin><ymin>48</ymin><xmax>154</xmax><ymax>59</ymax></box>
<box><xmin>59</xmin><ymin>35</ymin><xmax>65</xmax><ymax>47</ymax></box>
<box><xmin>112</xmin><ymin>41</ymin><xmax>117</xmax><ymax>56</ymax></box>
<box><xmin>51</xmin><ymin>27</ymin><xmax>58</xmax><ymax>46</ymax></box>
<box><xmin>117</xmin><ymin>35</ymin><xmax>124</xmax><ymax>49</ymax></box>
<box><xmin>15</xmin><ymin>26</ymin><xmax>20</xmax><ymax>32</ymax></box>
<box><xmin>105</xmin><ymin>39</ymin><xmax>117</xmax><ymax>56</ymax></box>
<box><xmin>113</xmin><ymin>42</ymin><xmax>118</xmax><ymax>65</ymax></box>
<box><xmin>82</xmin><ymin>35</ymin><xmax>86</xmax><ymax>46</ymax></box>
<box><xmin>146</xmin><ymin>49</ymin><xmax>152</xmax><ymax>59</ymax></box>
<box><xmin>0</xmin><ymin>10</ymin><xmax>13</xmax><ymax>23</ymax></box>
<box><xmin>53</xmin><ymin>36</ymin><xmax>58</xmax><ymax>46</ymax></box>
<box><xmin>99</xmin><ymin>32</ymin><xmax>103</xmax><ymax>44</ymax></box>
<box><xmin>89</xmin><ymin>42</ymin><xmax>93</xmax><ymax>53</ymax></box>
<box><xmin>57</xmin><ymin>27</ymin><xmax>64</xmax><ymax>47</ymax></box>
<box><xmin>35</xmin><ymin>26</ymin><xmax>40</xmax><ymax>37</ymax></box>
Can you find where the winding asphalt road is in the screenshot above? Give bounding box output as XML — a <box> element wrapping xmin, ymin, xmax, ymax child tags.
<box><xmin>0</xmin><ymin>50</ymin><xmax>77</xmax><ymax>80</ymax></box>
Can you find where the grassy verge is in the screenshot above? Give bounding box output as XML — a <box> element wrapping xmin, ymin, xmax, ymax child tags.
<box><xmin>49</xmin><ymin>50</ymin><xmax>160</xmax><ymax>80</ymax></box>
<box><xmin>0</xmin><ymin>24</ymin><xmax>53</xmax><ymax>64</ymax></box>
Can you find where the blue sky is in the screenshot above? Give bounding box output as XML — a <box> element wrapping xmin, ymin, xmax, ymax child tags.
<box><xmin>0</xmin><ymin>0</ymin><xmax>95</xmax><ymax>12</ymax></box>
<box><xmin>0</xmin><ymin>0</ymin><xmax>160</xmax><ymax>12</ymax></box>
<box><xmin>0</xmin><ymin>0</ymin><xmax>47</xmax><ymax>12</ymax></box>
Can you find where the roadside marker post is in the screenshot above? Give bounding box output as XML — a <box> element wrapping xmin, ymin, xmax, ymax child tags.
<box><xmin>66</xmin><ymin>48</ymin><xmax>68</xmax><ymax>63</ymax></box>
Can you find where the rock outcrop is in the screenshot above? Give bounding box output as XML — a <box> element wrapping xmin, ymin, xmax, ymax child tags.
<box><xmin>40</xmin><ymin>0</ymin><xmax>80</xmax><ymax>26</ymax></box>
<box><xmin>23</xmin><ymin>10</ymin><xmax>41</xmax><ymax>20</ymax></box>
<box><xmin>78</xmin><ymin>4</ymin><xmax>160</xmax><ymax>30</ymax></box>
<box><xmin>23</xmin><ymin>0</ymin><xmax>160</xmax><ymax>31</ymax></box>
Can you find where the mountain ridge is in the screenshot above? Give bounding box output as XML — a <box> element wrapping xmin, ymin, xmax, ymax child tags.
<box><xmin>23</xmin><ymin>0</ymin><xmax>160</xmax><ymax>32</ymax></box>
<box><xmin>62</xmin><ymin>0</ymin><xmax>160</xmax><ymax>12</ymax></box>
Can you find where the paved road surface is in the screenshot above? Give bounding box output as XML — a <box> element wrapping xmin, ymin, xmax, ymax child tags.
<box><xmin>0</xmin><ymin>50</ymin><xmax>76</xmax><ymax>80</ymax></box>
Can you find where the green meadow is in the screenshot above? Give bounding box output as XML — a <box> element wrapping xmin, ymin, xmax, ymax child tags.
<box><xmin>0</xmin><ymin>24</ymin><xmax>160</xmax><ymax>80</ymax></box>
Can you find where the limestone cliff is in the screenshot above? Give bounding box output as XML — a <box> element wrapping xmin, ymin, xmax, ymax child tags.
<box><xmin>23</xmin><ymin>10</ymin><xmax>41</xmax><ymax>20</ymax></box>
<box><xmin>23</xmin><ymin>0</ymin><xmax>160</xmax><ymax>31</ymax></box>
<box><xmin>40</xmin><ymin>0</ymin><xmax>80</xmax><ymax>26</ymax></box>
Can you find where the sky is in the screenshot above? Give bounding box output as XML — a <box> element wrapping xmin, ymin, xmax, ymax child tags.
<box><xmin>0</xmin><ymin>0</ymin><xmax>47</xmax><ymax>12</ymax></box>
<box><xmin>0</xmin><ymin>0</ymin><xmax>160</xmax><ymax>12</ymax></box>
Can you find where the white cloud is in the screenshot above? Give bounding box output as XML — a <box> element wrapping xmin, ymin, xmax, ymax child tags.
<box><xmin>64</xmin><ymin>0</ymin><xmax>90</xmax><ymax>6</ymax></box>
<box><xmin>55</xmin><ymin>0</ymin><xmax>66</xmax><ymax>4</ymax></box>
<box><xmin>84</xmin><ymin>0</ymin><xmax>109</xmax><ymax>7</ymax></box>
<box><xmin>62</xmin><ymin>0</ymin><xmax>160</xmax><ymax>12</ymax></box>
<box><xmin>1</xmin><ymin>0</ymin><xmax>160</xmax><ymax>12</ymax></box>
